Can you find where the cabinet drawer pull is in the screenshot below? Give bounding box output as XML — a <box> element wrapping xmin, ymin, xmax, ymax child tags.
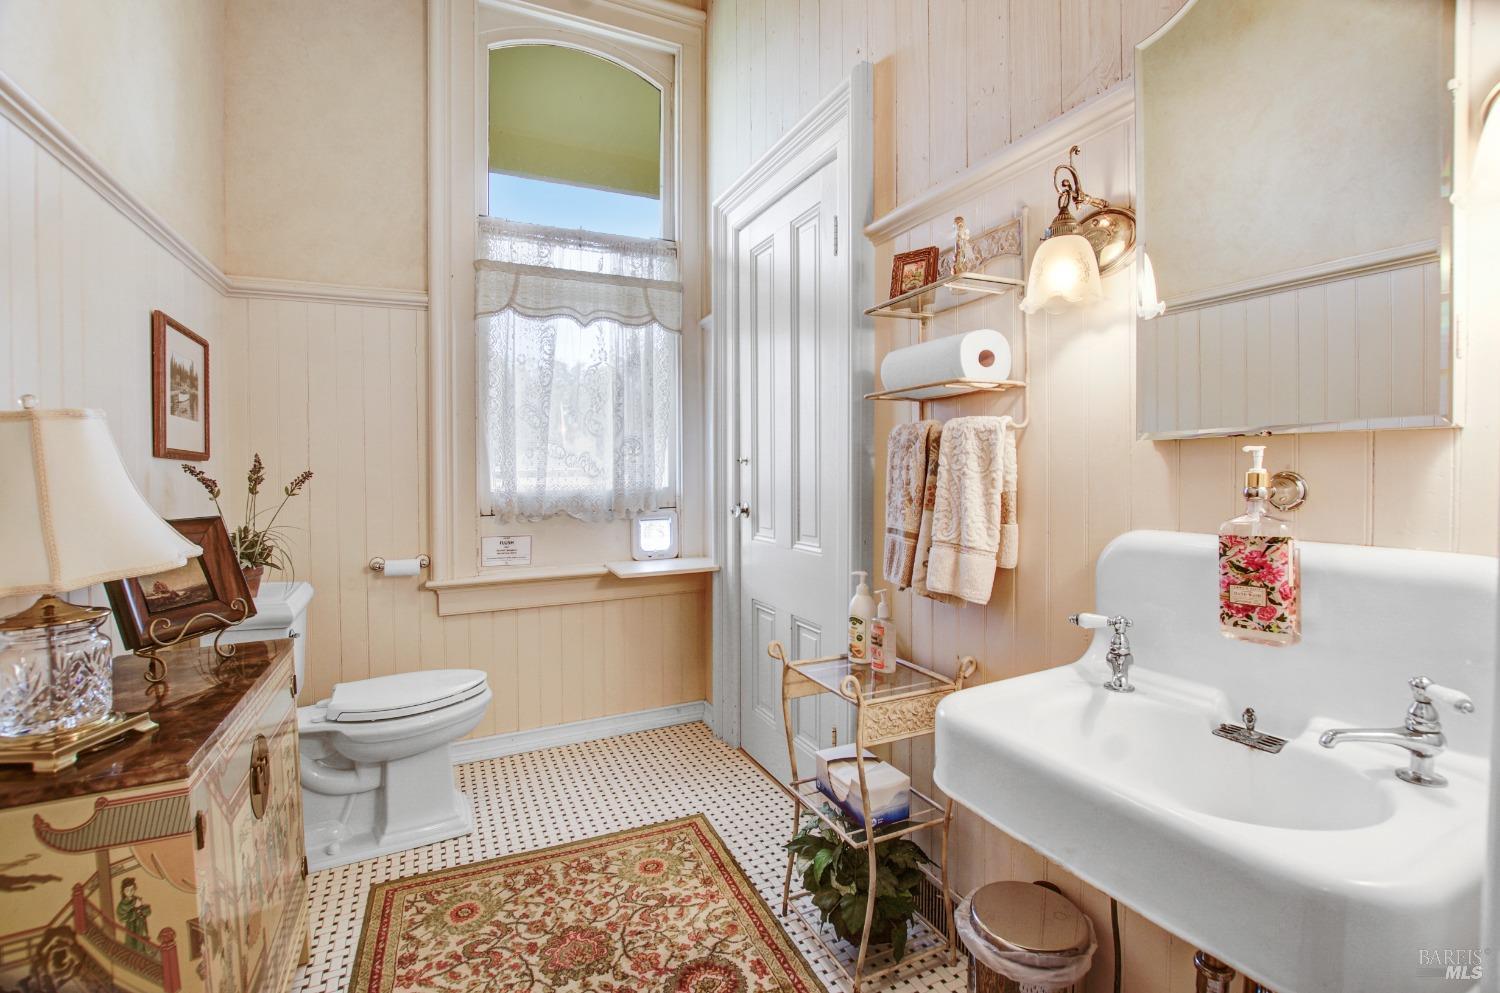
<box><xmin>249</xmin><ymin>734</ymin><xmax>272</xmax><ymax>819</ymax></box>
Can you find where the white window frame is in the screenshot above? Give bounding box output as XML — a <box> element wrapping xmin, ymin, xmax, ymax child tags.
<box><xmin>476</xmin><ymin>16</ymin><xmax>680</xmax><ymax>520</ymax></box>
<box><xmin>425</xmin><ymin>0</ymin><xmax>707</xmax><ymax>613</ymax></box>
<box><xmin>478</xmin><ymin>29</ymin><xmax>675</xmax><ymax>240</ymax></box>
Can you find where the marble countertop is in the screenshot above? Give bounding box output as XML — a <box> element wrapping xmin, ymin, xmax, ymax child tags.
<box><xmin>0</xmin><ymin>639</ymin><xmax>292</xmax><ymax>809</ymax></box>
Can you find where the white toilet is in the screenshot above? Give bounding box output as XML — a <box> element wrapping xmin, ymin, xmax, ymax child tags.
<box><xmin>222</xmin><ymin>582</ymin><xmax>492</xmax><ymax>871</ymax></box>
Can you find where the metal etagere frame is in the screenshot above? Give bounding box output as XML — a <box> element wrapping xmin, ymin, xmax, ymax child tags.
<box><xmin>769</xmin><ymin>641</ymin><xmax>978</xmax><ymax>992</ymax></box>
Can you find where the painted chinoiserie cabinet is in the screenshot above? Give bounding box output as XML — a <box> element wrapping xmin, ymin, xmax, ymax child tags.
<box><xmin>0</xmin><ymin>640</ymin><xmax>308</xmax><ymax>993</ymax></box>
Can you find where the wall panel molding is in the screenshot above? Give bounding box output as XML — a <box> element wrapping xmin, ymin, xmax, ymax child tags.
<box><xmin>864</xmin><ymin>82</ymin><xmax>1135</xmax><ymax>242</ymax></box>
<box><xmin>223</xmin><ymin>275</ymin><xmax>428</xmax><ymax>309</ymax></box>
<box><xmin>0</xmin><ymin>69</ymin><xmax>430</xmax><ymax>312</ymax></box>
<box><xmin>0</xmin><ymin>68</ymin><xmax>228</xmax><ymax>295</ymax></box>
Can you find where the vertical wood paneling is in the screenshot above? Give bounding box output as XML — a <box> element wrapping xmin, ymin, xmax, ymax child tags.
<box><xmin>705</xmin><ymin>3</ymin><xmax>1493</xmax><ymax>989</ymax></box>
<box><xmin>1007</xmin><ymin>0</ymin><xmax>1061</xmax><ymax>138</ymax></box>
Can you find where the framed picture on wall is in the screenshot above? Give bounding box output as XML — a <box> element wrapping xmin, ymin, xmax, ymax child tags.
<box><xmin>889</xmin><ymin>246</ymin><xmax>940</xmax><ymax>298</ymax></box>
<box><xmin>152</xmin><ymin>309</ymin><xmax>210</xmax><ymax>460</ymax></box>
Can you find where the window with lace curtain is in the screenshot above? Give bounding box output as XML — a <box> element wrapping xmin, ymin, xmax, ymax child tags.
<box><xmin>478</xmin><ymin>44</ymin><xmax>680</xmax><ymax>524</ymax></box>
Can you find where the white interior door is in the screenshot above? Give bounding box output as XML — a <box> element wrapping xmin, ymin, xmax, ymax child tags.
<box><xmin>734</xmin><ymin>160</ymin><xmax>851</xmax><ymax>781</ymax></box>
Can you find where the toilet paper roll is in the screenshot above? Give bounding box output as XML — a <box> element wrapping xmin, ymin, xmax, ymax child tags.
<box><xmin>380</xmin><ymin>558</ymin><xmax>423</xmax><ymax>577</ymax></box>
<box><xmin>878</xmin><ymin>329</ymin><xmax>1012</xmax><ymax>400</ymax></box>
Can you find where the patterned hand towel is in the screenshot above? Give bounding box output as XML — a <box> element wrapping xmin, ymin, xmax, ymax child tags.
<box><xmin>912</xmin><ymin>426</ymin><xmax>960</xmax><ymax>605</ymax></box>
<box><xmin>926</xmin><ymin>416</ymin><xmax>1017</xmax><ymax>605</ymax></box>
<box><xmin>882</xmin><ymin>420</ymin><xmax>941</xmax><ymax>588</ymax></box>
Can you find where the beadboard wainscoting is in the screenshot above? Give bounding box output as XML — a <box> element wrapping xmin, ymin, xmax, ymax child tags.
<box><xmin>706</xmin><ymin>3</ymin><xmax>1499</xmax><ymax>992</ymax></box>
<box><xmin>1</xmin><ymin>73</ymin><xmax>713</xmax><ymax>742</ymax></box>
<box><xmin>0</xmin><ymin>110</ymin><xmax>248</xmax><ymax>538</ymax></box>
<box><xmin>213</xmin><ymin>294</ymin><xmax>715</xmax><ymax>734</ymax></box>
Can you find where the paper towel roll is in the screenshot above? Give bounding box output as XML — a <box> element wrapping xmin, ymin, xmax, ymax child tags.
<box><xmin>878</xmin><ymin>329</ymin><xmax>1011</xmax><ymax>400</ymax></box>
<box><xmin>379</xmin><ymin>558</ymin><xmax>423</xmax><ymax>577</ymax></box>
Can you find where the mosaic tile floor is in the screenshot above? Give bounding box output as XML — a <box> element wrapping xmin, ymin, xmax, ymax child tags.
<box><xmin>292</xmin><ymin>721</ymin><xmax>967</xmax><ymax>993</ymax></box>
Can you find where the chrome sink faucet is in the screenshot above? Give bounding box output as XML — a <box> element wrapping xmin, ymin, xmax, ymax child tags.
<box><xmin>1319</xmin><ymin>676</ymin><xmax>1475</xmax><ymax>788</ymax></box>
<box><xmin>1069</xmin><ymin>612</ymin><xmax>1135</xmax><ymax>693</ymax></box>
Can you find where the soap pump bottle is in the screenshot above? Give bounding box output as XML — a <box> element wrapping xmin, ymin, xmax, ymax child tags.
<box><xmin>1219</xmin><ymin>445</ymin><xmax>1300</xmax><ymax>646</ymax></box>
<box><xmin>848</xmin><ymin>571</ymin><xmax>875</xmax><ymax>664</ymax></box>
<box><xmin>869</xmin><ymin>590</ymin><xmax>891</xmax><ymax>672</ymax></box>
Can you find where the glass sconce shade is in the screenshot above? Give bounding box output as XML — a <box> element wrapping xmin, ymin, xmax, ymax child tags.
<box><xmin>0</xmin><ymin>598</ymin><xmax>113</xmax><ymax>737</ymax></box>
<box><xmin>1020</xmin><ymin>233</ymin><xmax>1102</xmax><ymax>315</ymax></box>
<box><xmin>1136</xmin><ymin>251</ymin><xmax>1166</xmax><ymax>319</ymax></box>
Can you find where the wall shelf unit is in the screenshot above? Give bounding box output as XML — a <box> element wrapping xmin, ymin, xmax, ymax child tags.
<box><xmin>863</xmin><ymin>209</ymin><xmax>1031</xmax><ymax>425</ymax></box>
<box><xmin>863</xmin><ymin>378</ymin><xmax>1025</xmax><ymax>403</ymax></box>
<box><xmin>864</xmin><ymin>270</ymin><xmax>1023</xmax><ymax>322</ymax></box>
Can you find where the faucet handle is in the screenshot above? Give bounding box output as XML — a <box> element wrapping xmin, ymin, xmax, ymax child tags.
<box><xmin>1069</xmin><ymin>612</ymin><xmax>1132</xmax><ymax>633</ymax></box>
<box><xmin>1409</xmin><ymin>676</ymin><xmax>1475</xmax><ymax>714</ymax></box>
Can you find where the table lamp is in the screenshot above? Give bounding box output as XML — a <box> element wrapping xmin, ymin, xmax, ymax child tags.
<box><xmin>0</xmin><ymin>395</ymin><xmax>202</xmax><ymax>772</ymax></box>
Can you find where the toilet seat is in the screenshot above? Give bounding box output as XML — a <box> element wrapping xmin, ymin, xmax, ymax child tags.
<box><xmin>325</xmin><ymin>669</ymin><xmax>488</xmax><ymax>722</ymax></box>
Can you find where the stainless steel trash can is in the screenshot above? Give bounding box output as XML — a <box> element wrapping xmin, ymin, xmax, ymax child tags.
<box><xmin>960</xmin><ymin>881</ymin><xmax>1093</xmax><ymax>993</ymax></box>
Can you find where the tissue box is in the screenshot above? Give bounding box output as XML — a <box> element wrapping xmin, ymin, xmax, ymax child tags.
<box><xmin>814</xmin><ymin>744</ymin><xmax>911</xmax><ymax>828</ymax></box>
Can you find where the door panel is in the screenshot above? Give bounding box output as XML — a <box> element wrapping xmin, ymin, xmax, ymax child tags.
<box><xmin>736</xmin><ymin>161</ymin><xmax>849</xmax><ymax>780</ymax></box>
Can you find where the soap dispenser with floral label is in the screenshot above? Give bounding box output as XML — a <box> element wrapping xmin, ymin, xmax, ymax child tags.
<box><xmin>1219</xmin><ymin>445</ymin><xmax>1300</xmax><ymax>646</ymax></box>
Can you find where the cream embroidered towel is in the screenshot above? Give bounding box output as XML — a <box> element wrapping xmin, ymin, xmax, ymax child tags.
<box><xmin>882</xmin><ymin>420</ymin><xmax>941</xmax><ymax>588</ymax></box>
<box><xmin>912</xmin><ymin>426</ymin><xmax>960</xmax><ymax>605</ymax></box>
<box><xmin>926</xmin><ymin>416</ymin><xmax>1017</xmax><ymax>605</ymax></box>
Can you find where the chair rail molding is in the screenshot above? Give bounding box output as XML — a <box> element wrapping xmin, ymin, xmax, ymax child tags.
<box><xmin>708</xmin><ymin>62</ymin><xmax>875</xmax><ymax>746</ymax></box>
<box><xmin>0</xmin><ymin>67</ymin><xmax>228</xmax><ymax>295</ymax></box>
<box><xmin>864</xmin><ymin>81</ymin><xmax>1135</xmax><ymax>244</ymax></box>
<box><xmin>0</xmin><ymin>68</ymin><xmax>432</xmax><ymax>311</ymax></box>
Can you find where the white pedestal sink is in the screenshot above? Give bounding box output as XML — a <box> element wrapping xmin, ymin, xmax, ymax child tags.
<box><xmin>934</xmin><ymin>530</ymin><xmax>1495</xmax><ymax>993</ymax></box>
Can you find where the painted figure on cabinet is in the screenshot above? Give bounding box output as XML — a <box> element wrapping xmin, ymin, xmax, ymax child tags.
<box><xmin>0</xmin><ymin>788</ymin><xmax>197</xmax><ymax>993</ymax></box>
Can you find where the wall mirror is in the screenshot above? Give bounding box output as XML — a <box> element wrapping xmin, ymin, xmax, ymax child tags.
<box><xmin>1135</xmin><ymin>0</ymin><xmax>1456</xmax><ymax>439</ymax></box>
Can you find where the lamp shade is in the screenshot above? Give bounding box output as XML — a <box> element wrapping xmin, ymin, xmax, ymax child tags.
<box><xmin>1019</xmin><ymin>233</ymin><xmax>1102</xmax><ymax>315</ymax></box>
<box><xmin>0</xmin><ymin>398</ymin><xmax>200</xmax><ymax>597</ymax></box>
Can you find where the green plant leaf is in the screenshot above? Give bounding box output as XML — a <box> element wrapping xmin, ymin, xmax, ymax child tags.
<box><xmin>839</xmin><ymin>894</ymin><xmax>868</xmax><ymax>937</ymax></box>
<box><xmin>811</xmin><ymin>847</ymin><xmax>834</xmax><ymax>887</ymax></box>
<box><xmin>891</xmin><ymin>919</ymin><xmax>909</xmax><ymax>962</ymax></box>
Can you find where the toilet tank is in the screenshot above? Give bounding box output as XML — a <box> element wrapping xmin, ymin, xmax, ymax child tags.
<box><xmin>206</xmin><ymin>581</ymin><xmax>315</xmax><ymax>690</ymax></box>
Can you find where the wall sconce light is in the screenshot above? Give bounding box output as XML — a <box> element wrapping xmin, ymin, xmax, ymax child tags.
<box><xmin>1136</xmin><ymin>251</ymin><xmax>1165</xmax><ymax>320</ymax></box>
<box><xmin>1020</xmin><ymin>145</ymin><xmax>1138</xmax><ymax>315</ymax></box>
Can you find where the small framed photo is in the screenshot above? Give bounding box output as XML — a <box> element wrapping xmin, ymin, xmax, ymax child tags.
<box><xmin>152</xmin><ymin>310</ymin><xmax>210</xmax><ymax>461</ymax></box>
<box><xmin>104</xmin><ymin>517</ymin><xmax>257</xmax><ymax>652</ymax></box>
<box><xmin>890</xmin><ymin>246</ymin><xmax>940</xmax><ymax>298</ymax></box>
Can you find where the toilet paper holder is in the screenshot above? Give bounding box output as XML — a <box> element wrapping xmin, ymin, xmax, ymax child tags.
<box><xmin>369</xmin><ymin>555</ymin><xmax>431</xmax><ymax>573</ymax></box>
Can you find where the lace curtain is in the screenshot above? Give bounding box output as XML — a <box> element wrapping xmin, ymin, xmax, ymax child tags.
<box><xmin>477</xmin><ymin>217</ymin><xmax>681</xmax><ymax>522</ymax></box>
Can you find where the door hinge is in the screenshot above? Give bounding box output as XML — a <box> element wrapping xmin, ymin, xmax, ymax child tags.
<box><xmin>290</xmin><ymin>673</ymin><xmax>298</xmax><ymax>699</ymax></box>
<box><xmin>831</xmin><ymin>727</ymin><xmax>838</xmax><ymax>746</ymax></box>
<box><xmin>833</xmin><ymin>215</ymin><xmax>839</xmax><ymax>257</ymax></box>
<box><xmin>194</xmin><ymin>811</ymin><xmax>206</xmax><ymax>850</ymax></box>
<box><xmin>301</xmin><ymin>855</ymin><xmax>309</xmax><ymax>879</ymax></box>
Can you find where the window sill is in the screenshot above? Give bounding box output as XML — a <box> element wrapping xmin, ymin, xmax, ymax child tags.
<box><xmin>426</xmin><ymin>561</ymin><xmax>713</xmax><ymax>616</ymax></box>
<box><xmin>605</xmin><ymin>557</ymin><xmax>719</xmax><ymax>579</ymax></box>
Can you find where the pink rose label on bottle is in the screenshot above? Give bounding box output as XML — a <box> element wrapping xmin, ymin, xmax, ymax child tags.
<box><xmin>1219</xmin><ymin>535</ymin><xmax>1297</xmax><ymax>634</ymax></box>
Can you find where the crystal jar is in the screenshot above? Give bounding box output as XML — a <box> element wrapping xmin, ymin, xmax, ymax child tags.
<box><xmin>0</xmin><ymin>596</ymin><xmax>114</xmax><ymax>738</ymax></box>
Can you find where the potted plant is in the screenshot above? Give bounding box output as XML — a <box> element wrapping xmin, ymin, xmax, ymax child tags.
<box><xmin>183</xmin><ymin>455</ymin><xmax>312</xmax><ymax>596</ymax></box>
<box><xmin>785</xmin><ymin>811</ymin><xmax>933</xmax><ymax>962</ymax></box>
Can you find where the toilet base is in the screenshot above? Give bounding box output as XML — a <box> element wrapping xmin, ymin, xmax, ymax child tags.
<box><xmin>305</xmin><ymin>789</ymin><xmax>476</xmax><ymax>873</ymax></box>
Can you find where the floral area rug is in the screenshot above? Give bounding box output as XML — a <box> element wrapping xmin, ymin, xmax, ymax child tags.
<box><xmin>350</xmin><ymin>814</ymin><xmax>825</xmax><ymax>992</ymax></box>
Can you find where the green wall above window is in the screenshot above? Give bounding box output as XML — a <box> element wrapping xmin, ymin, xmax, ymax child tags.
<box><xmin>488</xmin><ymin>45</ymin><xmax>661</xmax><ymax>199</ymax></box>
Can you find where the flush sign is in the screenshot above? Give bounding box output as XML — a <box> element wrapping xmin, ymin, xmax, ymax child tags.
<box><xmin>481</xmin><ymin>535</ymin><xmax>532</xmax><ymax>567</ymax></box>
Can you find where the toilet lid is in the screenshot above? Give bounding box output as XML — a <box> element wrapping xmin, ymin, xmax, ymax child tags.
<box><xmin>326</xmin><ymin>669</ymin><xmax>488</xmax><ymax>722</ymax></box>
